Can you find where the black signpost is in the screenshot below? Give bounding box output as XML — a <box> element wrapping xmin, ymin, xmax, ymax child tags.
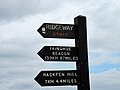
<box><xmin>35</xmin><ymin>15</ymin><xmax>90</xmax><ymax>90</ymax></box>
<box><xmin>74</xmin><ymin>16</ymin><xmax>90</xmax><ymax>90</ymax></box>
<box><xmin>37</xmin><ymin>46</ymin><xmax>79</xmax><ymax>61</ymax></box>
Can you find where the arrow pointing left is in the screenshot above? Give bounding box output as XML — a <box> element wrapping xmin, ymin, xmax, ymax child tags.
<box><xmin>34</xmin><ymin>70</ymin><xmax>80</xmax><ymax>86</ymax></box>
<box><xmin>37</xmin><ymin>23</ymin><xmax>77</xmax><ymax>39</ymax></box>
<box><xmin>37</xmin><ymin>46</ymin><xmax>79</xmax><ymax>62</ymax></box>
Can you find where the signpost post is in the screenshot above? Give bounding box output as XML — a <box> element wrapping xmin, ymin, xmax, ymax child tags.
<box><xmin>74</xmin><ymin>16</ymin><xmax>90</xmax><ymax>90</ymax></box>
<box><xmin>35</xmin><ymin>15</ymin><xmax>90</xmax><ymax>90</ymax></box>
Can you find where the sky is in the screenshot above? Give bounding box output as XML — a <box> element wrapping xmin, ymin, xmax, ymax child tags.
<box><xmin>0</xmin><ymin>0</ymin><xmax>120</xmax><ymax>90</ymax></box>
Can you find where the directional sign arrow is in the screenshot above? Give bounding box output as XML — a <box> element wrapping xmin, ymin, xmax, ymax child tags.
<box><xmin>34</xmin><ymin>70</ymin><xmax>80</xmax><ymax>86</ymax></box>
<box><xmin>37</xmin><ymin>46</ymin><xmax>79</xmax><ymax>61</ymax></box>
<box><xmin>37</xmin><ymin>23</ymin><xmax>77</xmax><ymax>39</ymax></box>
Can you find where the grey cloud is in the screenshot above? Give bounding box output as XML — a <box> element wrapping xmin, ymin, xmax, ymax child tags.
<box><xmin>9</xmin><ymin>79</ymin><xmax>37</xmax><ymax>90</ymax></box>
<box><xmin>88</xmin><ymin>1</ymin><xmax>120</xmax><ymax>51</ymax></box>
<box><xmin>0</xmin><ymin>0</ymin><xmax>63</xmax><ymax>22</ymax></box>
<box><xmin>91</xmin><ymin>69</ymin><xmax>120</xmax><ymax>90</ymax></box>
<box><xmin>0</xmin><ymin>58</ymin><xmax>76</xmax><ymax>90</ymax></box>
<box><xmin>0</xmin><ymin>1</ymin><xmax>120</xmax><ymax>90</ymax></box>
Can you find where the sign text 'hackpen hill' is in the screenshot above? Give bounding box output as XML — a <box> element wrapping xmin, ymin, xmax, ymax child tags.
<box><xmin>34</xmin><ymin>70</ymin><xmax>79</xmax><ymax>86</ymax></box>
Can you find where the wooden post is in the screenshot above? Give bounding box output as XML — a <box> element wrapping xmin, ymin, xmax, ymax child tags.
<box><xmin>74</xmin><ymin>15</ymin><xmax>90</xmax><ymax>90</ymax></box>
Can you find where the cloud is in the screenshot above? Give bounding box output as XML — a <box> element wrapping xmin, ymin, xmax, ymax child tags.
<box><xmin>89</xmin><ymin>51</ymin><xmax>120</xmax><ymax>66</ymax></box>
<box><xmin>91</xmin><ymin>69</ymin><xmax>120</xmax><ymax>90</ymax></box>
<box><xmin>0</xmin><ymin>0</ymin><xmax>120</xmax><ymax>90</ymax></box>
<box><xmin>0</xmin><ymin>15</ymin><xmax>76</xmax><ymax>90</ymax></box>
<box><xmin>87</xmin><ymin>0</ymin><xmax>120</xmax><ymax>51</ymax></box>
<box><xmin>0</xmin><ymin>0</ymin><xmax>63</xmax><ymax>22</ymax></box>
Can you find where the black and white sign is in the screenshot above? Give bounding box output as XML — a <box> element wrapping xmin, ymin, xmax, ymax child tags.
<box><xmin>34</xmin><ymin>70</ymin><xmax>79</xmax><ymax>86</ymax></box>
<box><xmin>37</xmin><ymin>46</ymin><xmax>79</xmax><ymax>61</ymax></box>
<box><xmin>37</xmin><ymin>23</ymin><xmax>77</xmax><ymax>39</ymax></box>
